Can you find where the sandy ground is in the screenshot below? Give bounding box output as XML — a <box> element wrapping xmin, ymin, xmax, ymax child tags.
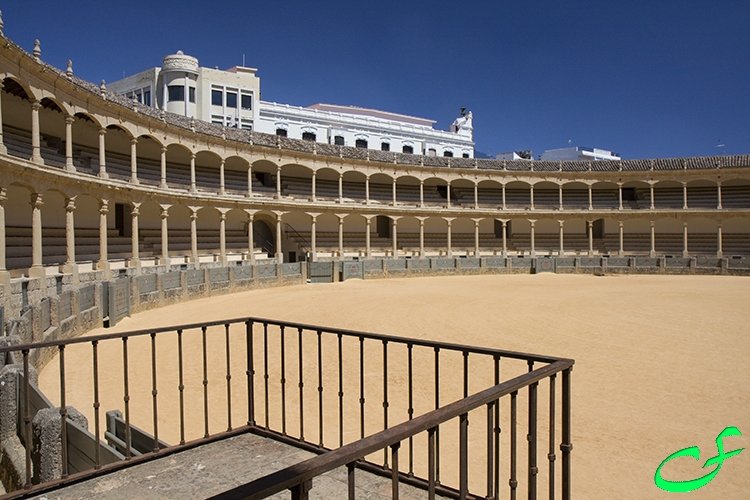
<box><xmin>38</xmin><ymin>274</ymin><xmax>750</xmax><ymax>499</ymax></box>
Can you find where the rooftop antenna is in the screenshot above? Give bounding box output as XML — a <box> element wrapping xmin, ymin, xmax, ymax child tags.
<box><xmin>716</xmin><ymin>139</ymin><xmax>725</xmax><ymax>155</ymax></box>
<box><xmin>242</xmin><ymin>54</ymin><xmax>245</xmax><ymax>67</ymax></box>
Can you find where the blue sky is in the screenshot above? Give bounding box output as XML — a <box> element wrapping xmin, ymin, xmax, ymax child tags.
<box><xmin>4</xmin><ymin>1</ymin><xmax>748</xmax><ymax>159</ymax></box>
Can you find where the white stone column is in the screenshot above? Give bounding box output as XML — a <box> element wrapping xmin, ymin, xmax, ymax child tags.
<box><xmin>130</xmin><ymin>138</ymin><xmax>139</xmax><ymax>184</ymax></box>
<box><xmin>558</xmin><ymin>220</ymin><xmax>565</xmax><ymax>256</ymax></box>
<box><xmin>64</xmin><ymin>115</ymin><xmax>74</xmax><ymax>171</ymax></box>
<box><xmin>472</xmin><ymin>218</ymin><xmax>482</xmax><ymax>256</ymax></box>
<box><xmin>307</xmin><ymin>212</ymin><xmax>320</xmax><ymax>261</ymax></box>
<box><xmin>501</xmin><ymin>184</ymin><xmax>507</xmax><ymax>210</ymax></box>
<box><xmin>392</xmin><ymin>178</ymin><xmax>397</xmax><ymax>206</ymax></box>
<box><xmin>184</xmin><ymin>75</ymin><xmax>189</xmax><ymax>117</ymax></box>
<box><xmin>218</xmin><ymin>209</ymin><xmax>228</xmax><ymax>266</ymax></box>
<box><xmin>244</xmin><ymin>209</ymin><xmax>258</xmax><ymax>264</ymax></box>
<box><xmin>130</xmin><ymin>203</ymin><xmax>140</xmax><ymax>273</ymax></box>
<box><xmin>336</xmin><ymin>213</ymin><xmax>347</xmax><ymax>258</ymax></box>
<box><xmin>498</xmin><ymin>219</ymin><xmax>508</xmax><ymax>257</ymax></box>
<box><xmin>29</xmin><ymin>193</ymin><xmax>44</xmax><ymax>279</ymax></box>
<box><xmin>97</xmin><ymin>200</ymin><xmax>109</xmax><ymax>273</ymax></box>
<box><xmin>30</xmin><ymin>101</ymin><xmax>43</xmax><ymax>164</ymax></box>
<box><xmin>588</xmin><ymin>185</ymin><xmax>593</xmax><ymax>210</ymax></box>
<box><xmin>189</xmin><ymin>154</ymin><xmax>196</xmax><ymax>193</ymax></box>
<box><xmin>98</xmin><ymin>128</ymin><xmax>108</xmax><ymax>178</ymax></box>
<box><xmin>419</xmin><ymin>180</ymin><xmax>424</xmax><ymax>208</ymax></box>
<box><xmin>276</xmin><ymin>166</ymin><xmax>282</xmax><ymax>199</ymax></box>
<box><xmin>682</xmin><ymin>183</ymin><xmax>688</xmax><ymax>210</ymax></box>
<box><xmin>246</xmin><ymin>164</ymin><xmax>253</xmax><ymax>197</ymax></box>
<box><xmin>339</xmin><ymin>173</ymin><xmax>344</xmax><ymax>204</ymax></box>
<box><xmin>312</xmin><ymin>171</ymin><xmax>317</xmax><ymax>202</ymax></box>
<box><xmin>219</xmin><ymin>159</ymin><xmax>226</xmax><ymax>195</ymax></box>
<box><xmin>558</xmin><ymin>185</ymin><xmax>563</xmax><ymax>211</ymax></box>
<box><xmin>444</xmin><ymin>217</ymin><xmax>455</xmax><ymax>257</ymax></box>
<box><xmin>649</xmin><ymin>184</ymin><xmax>655</xmax><ymax>210</ymax></box>
<box><xmin>189</xmin><ymin>207</ymin><xmax>200</xmax><ymax>264</ymax></box>
<box><xmin>717</xmin><ymin>222</ymin><xmax>723</xmax><ymax>258</ymax></box>
<box><xmin>65</xmin><ymin>198</ymin><xmax>76</xmax><ymax>266</ymax></box>
<box><xmin>0</xmin><ymin>89</ymin><xmax>5</xmax><ymax>155</ymax></box>
<box><xmin>529</xmin><ymin>184</ymin><xmax>535</xmax><ymax>210</ymax></box>
<box><xmin>717</xmin><ymin>182</ymin><xmax>722</xmax><ymax>210</ymax></box>
<box><xmin>275</xmin><ymin>212</ymin><xmax>284</xmax><ymax>264</ymax></box>
<box><xmin>529</xmin><ymin>219</ymin><xmax>536</xmax><ymax>257</ymax></box>
<box><xmin>618</xmin><ymin>220</ymin><xmax>624</xmax><ymax>257</ymax></box>
<box><xmin>364</xmin><ymin>215</ymin><xmax>374</xmax><ymax>258</ymax></box>
<box><xmin>474</xmin><ymin>184</ymin><xmax>479</xmax><ymax>210</ymax></box>
<box><xmin>391</xmin><ymin>217</ymin><xmax>400</xmax><ymax>257</ymax></box>
<box><xmin>416</xmin><ymin>217</ymin><xmax>427</xmax><ymax>258</ymax></box>
<box><xmin>364</xmin><ymin>176</ymin><xmax>370</xmax><ymax>205</ymax></box>
<box><xmin>160</xmin><ymin>146</ymin><xmax>168</xmax><ymax>189</ymax></box>
<box><xmin>618</xmin><ymin>184</ymin><xmax>623</xmax><ymax>210</ymax></box>
<box><xmin>0</xmin><ymin>189</ymin><xmax>6</xmax><ymax>274</ymax></box>
<box><xmin>446</xmin><ymin>181</ymin><xmax>451</xmax><ymax>208</ymax></box>
<box><xmin>160</xmin><ymin>205</ymin><xmax>170</xmax><ymax>266</ymax></box>
<box><xmin>683</xmin><ymin>221</ymin><xmax>689</xmax><ymax>258</ymax></box>
<box><xmin>587</xmin><ymin>220</ymin><xmax>594</xmax><ymax>257</ymax></box>
<box><xmin>649</xmin><ymin>220</ymin><xmax>656</xmax><ymax>258</ymax></box>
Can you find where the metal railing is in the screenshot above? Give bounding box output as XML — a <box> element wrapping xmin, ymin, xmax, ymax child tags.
<box><xmin>0</xmin><ymin>317</ymin><xmax>573</xmax><ymax>500</ymax></box>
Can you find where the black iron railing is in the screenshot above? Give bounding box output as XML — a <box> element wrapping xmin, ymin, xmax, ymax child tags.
<box><xmin>0</xmin><ymin>317</ymin><xmax>573</xmax><ymax>500</ymax></box>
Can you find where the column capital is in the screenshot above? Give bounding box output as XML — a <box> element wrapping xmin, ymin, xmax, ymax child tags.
<box><xmin>558</xmin><ymin>219</ymin><xmax>565</xmax><ymax>227</ymax></box>
<box><xmin>30</xmin><ymin>100</ymin><xmax>41</xmax><ymax>110</ymax></box>
<box><xmin>618</xmin><ymin>220</ymin><xmax>623</xmax><ymax>227</ymax></box>
<box><xmin>528</xmin><ymin>219</ymin><xmax>537</xmax><ymax>226</ymax></box>
<box><xmin>131</xmin><ymin>202</ymin><xmax>141</xmax><ymax>216</ymax></box>
<box><xmin>587</xmin><ymin>220</ymin><xmax>594</xmax><ymax>227</ymax></box>
<box><xmin>65</xmin><ymin>114</ymin><xmax>75</xmax><ymax>125</ymax></box>
<box><xmin>361</xmin><ymin>214</ymin><xmax>377</xmax><ymax>221</ymax></box>
<box><xmin>99</xmin><ymin>199</ymin><xmax>109</xmax><ymax>213</ymax></box>
<box><xmin>190</xmin><ymin>153</ymin><xmax>196</xmax><ymax>160</ymax></box>
<box><xmin>415</xmin><ymin>216</ymin><xmax>428</xmax><ymax>223</ymax></box>
<box><xmin>160</xmin><ymin>204</ymin><xmax>171</xmax><ymax>218</ymax></box>
<box><xmin>130</xmin><ymin>137</ymin><xmax>138</xmax><ymax>145</ymax></box>
<box><xmin>471</xmin><ymin>218</ymin><xmax>483</xmax><ymax>225</ymax></box>
<box><xmin>65</xmin><ymin>197</ymin><xmax>76</xmax><ymax>212</ymax></box>
<box><xmin>161</xmin><ymin>146</ymin><xmax>168</xmax><ymax>154</ymax></box>
<box><xmin>30</xmin><ymin>192</ymin><xmax>43</xmax><ymax>207</ymax></box>
<box><xmin>649</xmin><ymin>220</ymin><xmax>655</xmax><ymax>228</ymax></box>
<box><xmin>243</xmin><ymin>208</ymin><xmax>259</xmax><ymax>219</ymax></box>
<box><xmin>272</xmin><ymin>210</ymin><xmax>287</xmax><ymax>220</ymax></box>
<box><xmin>99</xmin><ymin>127</ymin><xmax>107</xmax><ymax>135</ymax></box>
<box><xmin>306</xmin><ymin>212</ymin><xmax>322</xmax><ymax>220</ymax></box>
<box><xmin>217</xmin><ymin>207</ymin><xmax>230</xmax><ymax>219</ymax></box>
<box><xmin>494</xmin><ymin>217</ymin><xmax>509</xmax><ymax>224</ymax></box>
<box><xmin>0</xmin><ymin>187</ymin><xmax>6</xmax><ymax>204</ymax></box>
<box><xmin>188</xmin><ymin>206</ymin><xmax>202</xmax><ymax>219</ymax></box>
<box><xmin>335</xmin><ymin>213</ymin><xmax>348</xmax><ymax>221</ymax></box>
<box><xmin>388</xmin><ymin>215</ymin><xmax>402</xmax><ymax>223</ymax></box>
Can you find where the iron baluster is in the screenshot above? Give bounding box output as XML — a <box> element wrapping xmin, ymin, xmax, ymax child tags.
<box><xmin>263</xmin><ymin>323</ymin><xmax>269</xmax><ymax>429</ymax></box>
<box><xmin>225</xmin><ymin>323</ymin><xmax>232</xmax><ymax>432</ymax></box>
<box><xmin>122</xmin><ymin>338</ymin><xmax>131</xmax><ymax>460</ymax></box>
<box><xmin>338</xmin><ymin>332</ymin><xmax>344</xmax><ymax>447</ymax></box>
<box><xmin>317</xmin><ymin>330</ymin><xmax>323</xmax><ymax>448</ymax></box>
<box><xmin>202</xmin><ymin>326</ymin><xmax>209</xmax><ymax>438</ymax></box>
<box><xmin>298</xmin><ymin>327</ymin><xmax>305</xmax><ymax>441</ymax></box>
<box><xmin>246</xmin><ymin>320</ymin><xmax>255</xmax><ymax>427</ymax></box>
<box><xmin>549</xmin><ymin>374</ymin><xmax>557</xmax><ymax>500</ymax></box>
<box><xmin>280</xmin><ymin>325</ymin><xmax>286</xmax><ymax>436</ymax></box>
<box><xmin>561</xmin><ymin>368</ymin><xmax>572</xmax><ymax>500</ymax></box>
<box><xmin>150</xmin><ymin>332</ymin><xmax>159</xmax><ymax>453</ymax></box>
<box><xmin>383</xmin><ymin>340</ymin><xmax>389</xmax><ymax>469</ymax></box>
<box><xmin>22</xmin><ymin>349</ymin><xmax>31</xmax><ymax>488</ymax></box>
<box><xmin>177</xmin><ymin>329</ymin><xmax>186</xmax><ymax>445</ymax></box>
<box><xmin>510</xmin><ymin>390</ymin><xmax>517</xmax><ymax>500</ymax></box>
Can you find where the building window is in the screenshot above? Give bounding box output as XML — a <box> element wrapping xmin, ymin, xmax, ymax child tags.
<box><xmin>463</xmin><ymin>153</ymin><xmax>469</xmax><ymax>158</ymax></box>
<box><xmin>226</xmin><ymin>92</ymin><xmax>237</xmax><ymax>108</ymax></box>
<box><xmin>276</xmin><ymin>128</ymin><xmax>287</xmax><ymax>137</ymax></box>
<box><xmin>302</xmin><ymin>132</ymin><xmax>316</xmax><ymax>141</ymax></box>
<box><xmin>189</xmin><ymin>87</ymin><xmax>196</xmax><ymax>103</ymax></box>
<box><xmin>428</xmin><ymin>148</ymin><xmax>437</xmax><ymax>157</ymax></box>
<box><xmin>334</xmin><ymin>135</ymin><xmax>345</xmax><ymax>146</ymax></box>
<box><xmin>444</xmin><ymin>151</ymin><xmax>454</xmax><ymax>157</ymax></box>
<box><xmin>402</xmin><ymin>145</ymin><xmax>414</xmax><ymax>154</ymax></box>
<box><xmin>143</xmin><ymin>90</ymin><xmax>151</xmax><ymax>106</ymax></box>
<box><xmin>168</xmin><ymin>85</ymin><xmax>184</xmax><ymax>102</ymax></box>
<box><xmin>241</xmin><ymin>94</ymin><xmax>252</xmax><ymax>110</ymax></box>
<box><xmin>212</xmin><ymin>90</ymin><xmax>223</xmax><ymax>106</ymax></box>
<box><xmin>381</xmin><ymin>142</ymin><xmax>390</xmax><ymax>151</ymax></box>
<box><xmin>355</xmin><ymin>139</ymin><xmax>368</xmax><ymax>149</ymax></box>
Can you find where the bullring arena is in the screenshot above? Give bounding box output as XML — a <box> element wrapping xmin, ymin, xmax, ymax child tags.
<box><xmin>0</xmin><ymin>24</ymin><xmax>746</xmax><ymax>500</ymax></box>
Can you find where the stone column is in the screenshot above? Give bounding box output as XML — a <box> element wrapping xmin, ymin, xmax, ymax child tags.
<box><xmin>618</xmin><ymin>184</ymin><xmax>623</xmax><ymax>210</ymax></box>
<box><xmin>472</xmin><ymin>218</ymin><xmax>482</xmax><ymax>256</ymax></box>
<box><xmin>529</xmin><ymin>184</ymin><xmax>535</xmax><ymax>210</ymax></box>
<box><xmin>97</xmin><ymin>200</ymin><xmax>109</xmax><ymax>273</ymax></box>
<box><xmin>717</xmin><ymin>222</ymin><xmax>723</xmax><ymax>258</ymax></box>
<box><xmin>588</xmin><ymin>185</ymin><xmax>593</xmax><ymax>211</ymax></box>
<box><xmin>529</xmin><ymin>219</ymin><xmax>536</xmax><ymax>257</ymax></box>
<box><xmin>275</xmin><ymin>212</ymin><xmax>284</xmax><ymax>264</ymax></box>
<box><xmin>558</xmin><ymin>220</ymin><xmax>565</xmax><ymax>256</ymax></box>
<box><xmin>0</xmin><ymin>88</ymin><xmax>5</xmax><ymax>155</ymax></box>
<box><xmin>364</xmin><ymin>215</ymin><xmax>374</xmax><ymax>258</ymax></box>
<box><xmin>218</xmin><ymin>209</ymin><xmax>228</xmax><ymax>266</ymax></box>
<box><xmin>339</xmin><ymin>173</ymin><xmax>344</xmax><ymax>204</ymax></box>
<box><xmin>446</xmin><ymin>181</ymin><xmax>451</xmax><ymax>208</ymax></box>
<box><xmin>189</xmin><ymin>207</ymin><xmax>200</xmax><ymax>264</ymax></box>
<box><xmin>392</xmin><ymin>178</ymin><xmax>397</xmax><ymax>206</ymax></box>
<box><xmin>649</xmin><ymin>184</ymin><xmax>655</xmax><ymax>210</ymax></box>
<box><xmin>246</xmin><ymin>163</ymin><xmax>253</xmax><ymax>198</ymax></box>
<box><xmin>160</xmin><ymin>146</ymin><xmax>168</xmax><ymax>189</ymax></box>
<box><xmin>0</xmin><ymin>189</ymin><xmax>7</xmax><ymax>288</ymax></box>
<box><xmin>649</xmin><ymin>220</ymin><xmax>656</xmax><ymax>258</ymax></box>
<box><xmin>244</xmin><ymin>209</ymin><xmax>258</xmax><ymax>264</ymax></box>
<box><xmin>276</xmin><ymin>166</ymin><xmax>282</xmax><ymax>199</ymax></box>
<box><xmin>98</xmin><ymin>128</ymin><xmax>108</xmax><ymax>178</ymax></box>
<box><xmin>419</xmin><ymin>180</ymin><xmax>424</xmax><ymax>208</ymax></box>
<box><xmin>587</xmin><ymin>220</ymin><xmax>594</xmax><ymax>257</ymax></box>
<box><xmin>307</xmin><ymin>213</ymin><xmax>320</xmax><ymax>261</ymax></box>
<box><xmin>416</xmin><ymin>216</ymin><xmax>427</xmax><ymax>258</ymax></box>
<box><xmin>559</xmin><ymin>185</ymin><xmax>564</xmax><ymax>211</ymax></box>
<box><xmin>219</xmin><ymin>159</ymin><xmax>226</xmax><ymax>196</ymax></box>
<box><xmin>190</xmin><ymin>154</ymin><xmax>196</xmax><ymax>193</ymax></box>
<box><xmin>618</xmin><ymin>220</ymin><xmax>624</xmax><ymax>257</ymax></box>
<box><xmin>130</xmin><ymin>203</ymin><xmax>140</xmax><ymax>273</ymax></box>
<box><xmin>682</xmin><ymin>183</ymin><xmax>688</xmax><ymax>210</ymax></box>
<box><xmin>474</xmin><ymin>184</ymin><xmax>479</xmax><ymax>210</ymax></box>
<box><xmin>312</xmin><ymin>171</ymin><xmax>317</xmax><ymax>202</ymax></box>
<box><xmin>64</xmin><ymin>198</ymin><xmax>76</xmax><ymax>266</ymax></box>
<box><xmin>391</xmin><ymin>217</ymin><xmax>400</xmax><ymax>257</ymax></box>
<box><xmin>444</xmin><ymin>217</ymin><xmax>455</xmax><ymax>257</ymax></box>
<box><xmin>497</xmin><ymin>219</ymin><xmax>508</xmax><ymax>257</ymax></box>
<box><xmin>30</xmin><ymin>100</ymin><xmax>43</xmax><ymax>163</ymax></box>
<box><xmin>160</xmin><ymin>205</ymin><xmax>170</xmax><ymax>266</ymax></box>
<box><xmin>717</xmin><ymin>182</ymin><xmax>722</xmax><ymax>210</ymax></box>
<box><xmin>64</xmin><ymin>115</ymin><xmax>74</xmax><ymax>171</ymax></box>
<box><xmin>336</xmin><ymin>214</ymin><xmax>347</xmax><ymax>258</ymax></box>
<box><xmin>364</xmin><ymin>176</ymin><xmax>370</xmax><ymax>205</ymax></box>
<box><xmin>30</xmin><ymin>193</ymin><xmax>45</xmax><ymax>279</ymax></box>
<box><xmin>129</xmin><ymin>138</ymin><xmax>139</xmax><ymax>184</ymax></box>
<box><xmin>683</xmin><ymin>221</ymin><xmax>689</xmax><ymax>258</ymax></box>
<box><xmin>501</xmin><ymin>184</ymin><xmax>507</xmax><ymax>210</ymax></box>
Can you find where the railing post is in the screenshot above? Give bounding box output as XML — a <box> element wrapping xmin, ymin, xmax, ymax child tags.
<box><xmin>347</xmin><ymin>461</ymin><xmax>356</xmax><ymax>500</ymax></box>
<box><xmin>459</xmin><ymin>412</ymin><xmax>469</xmax><ymax>500</ymax></box>
<box><xmin>151</xmin><ymin>332</ymin><xmax>160</xmax><ymax>453</ymax></box>
<box><xmin>290</xmin><ymin>479</ymin><xmax>312</xmax><ymax>500</ymax></box>
<box><xmin>528</xmin><ymin>381</ymin><xmax>538</xmax><ymax>499</ymax></box>
<box><xmin>225</xmin><ymin>323</ymin><xmax>233</xmax><ymax>432</ymax></box>
<box><xmin>510</xmin><ymin>391</ymin><xmax>518</xmax><ymax>500</ymax></box>
<box><xmin>22</xmin><ymin>349</ymin><xmax>32</xmax><ymax>488</ymax></box>
<box><xmin>391</xmin><ymin>441</ymin><xmax>400</xmax><ymax>500</ymax></box>
<box><xmin>246</xmin><ymin>321</ymin><xmax>255</xmax><ymax>427</ymax></box>
<box><xmin>178</xmin><ymin>329</ymin><xmax>186</xmax><ymax>444</ymax></box>
<box><xmin>561</xmin><ymin>367</ymin><xmax>573</xmax><ymax>500</ymax></box>
<box><xmin>428</xmin><ymin>426</ymin><xmax>437</xmax><ymax>500</ymax></box>
<box><xmin>202</xmin><ymin>326</ymin><xmax>210</xmax><ymax>438</ymax></box>
<box><xmin>300</xmin><ymin>327</ymin><xmax>306</xmax><ymax>442</ymax></box>
<box><xmin>549</xmin><ymin>374</ymin><xmax>557</xmax><ymax>500</ymax></box>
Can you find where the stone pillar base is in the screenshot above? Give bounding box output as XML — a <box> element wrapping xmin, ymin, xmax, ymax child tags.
<box><xmin>28</xmin><ymin>266</ymin><xmax>46</xmax><ymax>281</ymax></box>
<box><xmin>95</xmin><ymin>260</ymin><xmax>110</xmax><ymax>275</ymax></box>
<box><xmin>128</xmin><ymin>258</ymin><xmax>141</xmax><ymax>275</ymax></box>
<box><xmin>60</xmin><ymin>264</ymin><xmax>79</xmax><ymax>283</ymax></box>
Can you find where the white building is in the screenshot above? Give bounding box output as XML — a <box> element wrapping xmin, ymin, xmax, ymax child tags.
<box><xmin>108</xmin><ymin>51</ymin><xmax>474</xmax><ymax>157</ymax></box>
<box><xmin>540</xmin><ymin>146</ymin><xmax>621</xmax><ymax>161</ymax></box>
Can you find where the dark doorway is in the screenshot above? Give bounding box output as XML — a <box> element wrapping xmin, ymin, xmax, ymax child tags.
<box><xmin>376</xmin><ymin>215</ymin><xmax>391</xmax><ymax>238</ymax></box>
<box><xmin>253</xmin><ymin>220</ymin><xmax>275</xmax><ymax>256</ymax></box>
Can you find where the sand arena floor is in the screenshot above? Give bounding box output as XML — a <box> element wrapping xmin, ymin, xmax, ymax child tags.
<box><xmin>38</xmin><ymin>274</ymin><xmax>749</xmax><ymax>499</ymax></box>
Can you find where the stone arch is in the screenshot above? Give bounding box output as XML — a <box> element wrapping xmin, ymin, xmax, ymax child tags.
<box><xmin>165</xmin><ymin>143</ymin><xmax>193</xmax><ymax>190</ymax></box>
<box><xmin>224</xmin><ymin>155</ymin><xmax>250</xmax><ymax>196</ymax></box>
<box><xmin>532</xmin><ymin>180</ymin><xmax>559</xmax><ymax>210</ymax></box>
<box><xmin>686</xmin><ymin>179</ymin><xmax>718</xmax><ymax>208</ymax></box>
<box><xmin>194</xmin><ymin>150</ymin><xmax>222</xmax><ymax>193</ymax></box>
<box><xmin>591</xmin><ymin>181</ymin><xmax>619</xmax><ymax>209</ymax></box>
<box><xmin>134</xmin><ymin>134</ymin><xmax>163</xmax><ymax>187</ymax></box>
<box><xmin>450</xmin><ymin>178</ymin><xmax>475</xmax><ymax>209</ymax></box>
<box><xmin>476</xmin><ymin>179</ymin><xmax>504</xmax><ymax>209</ymax></box>
<box><xmin>367</xmin><ymin>172</ymin><xmax>393</xmax><ymax>205</ymax></box>
<box><xmin>395</xmin><ymin>174</ymin><xmax>422</xmax><ymax>207</ymax></box>
<box><xmin>505</xmin><ymin>180</ymin><xmax>532</xmax><ymax>210</ymax></box>
<box><xmin>341</xmin><ymin>170</ymin><xmax>367</xmax><ymax>202</ymax></box>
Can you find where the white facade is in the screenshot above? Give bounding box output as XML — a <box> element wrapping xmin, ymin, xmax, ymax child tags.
<box><xmin>540</xmin><ymin>146</ymin><xmax>621</xmax><ymax>161</ymax></box>
<box><xmin>109</xmin><ymin>52</ymin><xmax>474</xmax><ymax>157</ymax></box>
